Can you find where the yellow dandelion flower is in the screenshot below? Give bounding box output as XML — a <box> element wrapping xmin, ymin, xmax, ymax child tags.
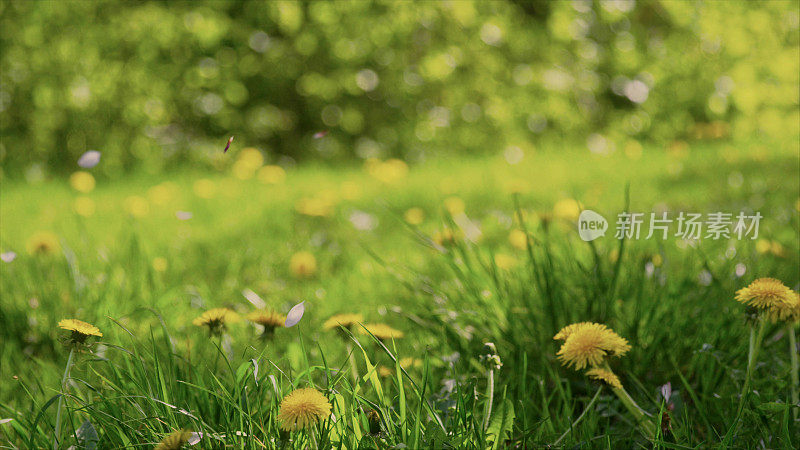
<box><xmin>192</xmin><ymin>308</ymin><xmax>239</xmax><ymax>334</ymax></box>
<box><xmin>232</xmin><ymin>159</ymin><xmax>257</xmax><ymax>180</ymax></box>
<box><xmin>555</xmin><ymin>322</ymin><xmax>630</xmax><ymax>370</ymax></box>
<box><xmin>432</xmin><ymin>228</ymin><xmax>462</xmax><ymax>246</ymax></box>
<box><xmin>624</xmin><ymin>140</ymin><xmax>643</xmax><ymax>160</ymax></box>
<box><xmin>247</xmin><ymin>310</ymin><xmax>286</xmax><ymax>337</ymax></box>
<box><xmin>69</xmin><ymin>171</ymin><xmax>95</xmax><ymax>193</ymax></box>
<box><xmin>735</xmin><ymin>278</ymin><xmax>796</xmax><ymax>312</ymax></box>
<box><xmin>238</xmin><ymin>147</ymin><xmax>264</xmax><ymax>167</ymax></box>
<box><xmin>503</xmin><ymin>179</ymin><xmax>529</xmax><ymax>194</ymax></box>
<box><xmin>257</xmin><ymin>165</ymin><xmax>286</xmax><ymax>184</ymax></box>
<box><xmin>152</xmin><ymin>257</ymin><xmax>168</xmax><ymax>272</ymax></box>
<box><xmin>755</xmin><ymin>239</ymin><xmax>772</xmax><ymax>254</ymax></box>
<box><xmin>508</xmin><ymin>229</ymin><xmax>527</xmax><ymax>250</ymax></box>
<box><xmin>404</xmin><ymin>207</ymin><xmax>425</xmax><ymax>225</ymax></box>
<box><xmin>295</xmin><ymin>197</ymin><xmax>335</xmax><ymax>217</ymax></box>
<box><xmin>366</xmin><ymin>158</ymin><xmax>408</xmax><ymax>183</ymax></box>
<box><xmin>494</xmin><ymin>253</ymin><xmax>518</xmax><ymax>270</ymax></box>
<box><xmin>124</xmin><ymin>195</ymin><xmax>150</xmax><ymax>218</ymax></box>
<box><xmin>360</xmin><ymin>323</ymin><xmax>405</xmax><ymax>340</ymax></box>
<box><xmin>399</xmin><ymin>357</ymin><xmax>422</xmax><ymax>369</ymax></box>
<box><xmin>766</xmin><ymin>291</ymin><xmax>800</xmax><ymax>323</ymax></box>
<box><xmin>147</xmin><ymin>182</ymin><xmax>178</xmax><ymax>206</ymax></box>
<box><xmin>378</xmin><ymin>358</ymin><xmax>422</xmax><ymax>377</ymax></box>
<box><xmin>770</xmin><ymin>241</ymin><xmax>786</xmax><ymax>257</ymax></box>
<box><xmin>193</xmin><ymin>179</ymin><xmax>216</xmax><ymax>199</ymax></box>
<box><xmin>553</xmin><ymin>198</ymin><xmax>581</xmax><ymax>222</ymax></box>
<box><xmin>340</xmin><ymin>181</ymin><xmax>361</xmax><ymax>200</ymax></box>
<box><xmin>154</xmin><ymin>429</ymin><xmax>193</xmax><ymax>450</ymax></box>
<box><xmin>73</xmin><ymin>196</ymin><xmax>95</xmax><ymax>217</ymax></box>
<box><xmin>443</xmin><ymin>196</ymin><xmax>465</xmax><ymax>215</ymax></box>
<box><xmin>586</xmin><ymin>368</ymin><xmax>623</xmax><ymax>390</ymax></box>
<box><xmin>59</xmin><ymin>319</ymin><xmax>102</xmax><ymax>344</ymax></box>
<box><xmin>651</xmin><ymin>254</ymin><xmax>663</xmax><ymax>267</ymax></box>
<box><xmin>26</xmin><ymin>231</ymin><xmax>61</xmax><ymax>256</ymax></box>
<box><xmin>277</xmin><ymin>388</ymin><xmax>332</xmax><ymax>431</ymax></box>
<box><xmin>323</xmin><ymin>313</ymin><xmax>364</xmax><ymax>331</ymax></box>
<box><xmin>553</xmin><ymin>322</ymin><xmax>606</xmax><ymax>341</ymax></box>
<box><xmin>289</xmin><ymin>251</ymin><xmax>317</xmax><ymax>278</ymax></box>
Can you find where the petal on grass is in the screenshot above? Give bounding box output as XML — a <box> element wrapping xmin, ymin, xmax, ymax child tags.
<box><xmin>250</xmin><ymin>358</ymin><xmax>259</xmax><ymax>384</ymax></box>
<box><xmin>176</xmin><ymin>211</ymin><xmax>193</xmax><ymax>220</ymax></box>
<box><xmin>661</xmin><ymin>382</ymin><xmax>672</xmax><ymax>401</ymax></box>
<box><xmin>1</xmin><ymin>251</ymin><xmax>16</xmax><ymax>263</ymax></box>
<box><xmin>285</xmin><ymin>301</ymin><xmax>305</xmax><ymax>327</ymax></box>
<box><xmin>188</xmin><ymin>432</ymin><xmax>202</xmax><ymax>445</ymax></box>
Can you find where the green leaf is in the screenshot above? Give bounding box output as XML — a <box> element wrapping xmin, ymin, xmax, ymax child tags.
<box><xmin>487</xmin><ymin>398</ymin><xmax>515</xmax><ymax>450</ymax></box>
<box><xmin>757</xmin><ymin>402</ymin><xmax>792</xmax><ymax>413</ymax></box>
<box><xmin>76</xmin><ymin>419</ymin><xmax>99</xmax><ymax>450</ymax></box>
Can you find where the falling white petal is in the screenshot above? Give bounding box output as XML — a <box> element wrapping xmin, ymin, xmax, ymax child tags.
<box><xmin>242</xmin><ymin>289</ymin><xmax>266</xmax><ymax>309</ymax></box>
<box><xmin>285</xmin><ymin>301</ymin><xmax>305</xmax><ymax>327</ymax></box>
<box><xmin>349</xmin><ymin>210</ymin><xmax>377</xmax><ymax>231</ymax></box>
<box><xmin>176</xmin><ymin>211</ymin><xmax>193</xmax><ymax>220</ymax></box>
<box><xmin>77</xmin><ymin>150</ymin><xmax>101</xmax><ymax>168</ymax></box>
<box><xmin>1</xmin><ymin>251</ymin><xmax>16</xmax><ymax>263</ymax></box>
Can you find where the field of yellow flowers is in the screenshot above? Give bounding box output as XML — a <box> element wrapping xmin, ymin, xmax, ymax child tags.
<box><xmin>1</xmin><ymin>141</ymin><xmax>798</xmax><ymax>447</ymax></box>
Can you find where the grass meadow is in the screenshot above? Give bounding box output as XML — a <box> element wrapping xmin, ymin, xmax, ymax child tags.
<box><xmin>1</xmin><ymin>140</ymin><xmax>798</xmax><ymax>448</ymax></box>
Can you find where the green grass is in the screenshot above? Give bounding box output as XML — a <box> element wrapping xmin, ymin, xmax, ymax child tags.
<box><xmin>1</xmin><ymin>141</ymin><xmax>798</xmax><ymax>447</ymax></box>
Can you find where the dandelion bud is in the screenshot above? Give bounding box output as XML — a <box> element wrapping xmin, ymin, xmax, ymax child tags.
<box><xmin>480</xmin><ymin>342</ymin><xmax>503</xmax><ymax>370</ymax></box>
<box><xmin>367</xmin><ymin>409</ymin><xmax>381</xmax><ymax>435</ymax></box>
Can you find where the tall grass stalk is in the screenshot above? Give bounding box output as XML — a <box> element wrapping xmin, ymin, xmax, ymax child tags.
<box><xmin>553</xmin><ymin>386</ymin><xmax>603</xmax><ymax>446</ymax></box>
<box><xmin>345</xmin><ymin>342</ymin><xmax>359</xmax><ymax>382</ymax></box>
<box><xmin>310</xmin><ymin>427</ymin><xmax>319</xmax><ymax>450</ymax></box>
<box><xmin>53</xmin><ymin>348</ymin><xmax>74</xmax><ymax>450</ymax></box>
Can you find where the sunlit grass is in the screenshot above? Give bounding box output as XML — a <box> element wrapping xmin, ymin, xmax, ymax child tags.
<box><xmin>0</xmin><ymin>142</ymin><xmax>798</xmax><ymax>447</ymax></box>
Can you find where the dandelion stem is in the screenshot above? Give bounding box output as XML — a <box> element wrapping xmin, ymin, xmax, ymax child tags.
<box><xmin>727</xmin><ymin>317</ymin><xmax>767</xmax><ymax>440</ymax></box>
<box><xmin>54</xmin><ymin>348</ymin><xmax>74</xmax><ymax>450</ymax></box>
<box><xmin>789</xmin><ymin>326</ymin><xmax>798</xmax><ymax>422</ymax></box>
<box><xmin>597</xmin><ymin>361</ymin><xmax>655</xmax><ymax>438</ymax></box>
<box><xmin>482</xmin><ymin>368</ymin><xmax>495</xmax><ymax>431</ymax></box>
<box><xmin>553</xmin><ymin>386</ymin><xmax>602</xmax><ymax>446</ymax></box>
<box><xmin>742</xmin><ymin>319</ymin><xmax>766</xmax><ymax>404</ymax></box>
<box><xmin>612</xmin><ymin>384</ymin><xmax>656</xmax><ymax>438</ymax></box>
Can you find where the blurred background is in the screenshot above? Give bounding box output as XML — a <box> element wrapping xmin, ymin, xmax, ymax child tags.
<box><xmin>1</xmin><ymin>0</ymin><xmax>797</xmax><ymax>178</ymax></box>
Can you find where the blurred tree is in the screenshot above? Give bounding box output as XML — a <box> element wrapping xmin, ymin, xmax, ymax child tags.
<box><xmin>0</xmin><ymin>0</ymin><xmax>797</xmax><ymax>176</ymax></box>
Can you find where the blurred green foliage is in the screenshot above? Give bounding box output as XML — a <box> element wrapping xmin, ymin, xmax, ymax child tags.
<box><xmin>0</xmin><ymin>0</ymin><xmax>797</xmax><ymax>176</ymax></box>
